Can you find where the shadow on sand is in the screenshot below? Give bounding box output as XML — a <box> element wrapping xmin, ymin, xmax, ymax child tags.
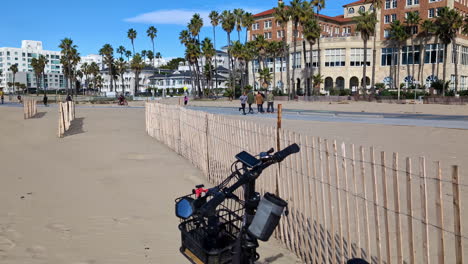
<box><xmin>32</xmin><ymin>112</ymin><xmax>47</xmax><ymax>119</ymax></box>
<box><xmin>64</xmin><ymin>117</ymin><xmax>85</xmax><ymax>137</ymax></box>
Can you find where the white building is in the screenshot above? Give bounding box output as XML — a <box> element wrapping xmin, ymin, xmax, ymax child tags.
<box><xmin>79</xmin><ymin>54</ymin><xmax>103</xmax><ymax>70</ymax></box>
<box><xmin>0</xmin><ymin>40</ymin><xmax>65</xmax><ymax>92</ymax></box>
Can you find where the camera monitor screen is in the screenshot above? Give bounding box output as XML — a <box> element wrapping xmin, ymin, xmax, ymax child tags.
<box><xmin>235</xmin><ymin>151</ymin><xmax>261</xmax><ymax>168</ymax></box>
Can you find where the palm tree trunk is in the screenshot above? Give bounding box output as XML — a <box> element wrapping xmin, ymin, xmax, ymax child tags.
<box><xmin>411</xmin><ymin>35</ymin><xmax>416</xmax><ymax>89</ymax></box>
<box><xmin>371</xmin><ymin>8</ymin><xmax>377</xmax><ymax>94</ymax></box>
<box><xmin>418</xmin><ymin>39</ymin><xmax>425</xmax><ymax>88</ymax></box>
<box><xmin>285</xmin><ymin>42</ymin><xmax>291</xmax><ymax>100</ymax></box>
<box><xmin>213</xmin><ymin>26</ymin><xmax>219</xmax><ymax>90</ymax></box>
<box><xmin>397</xmin><ymin>45</ymin><xmax>401</xmax><ymax>100</ymax></box>
<box><xmin>310</xmin><ymin>43</ymin><xmax>314</xmax><ymax>96</ymax></box>
<box><xmin>152</xmin><ymin>40</ymin><xmax>155</xmax><ymax>67</ymax></box>
<box><xmin>280</xmin><ymin>57</ymin><xmax>284</xmax><ymax>93</ymax></box>
<box><xmin>453</xmin><ymin>41</ymin><xmax>459</xmax><ymax>93</ymax></box>
<box><xmin>227</xmin><ymin>33</ymin><xmax>233</xmax><ymax>96</ymax></box>
<box><xmin>132</xmin><ymin>41</ymin><xmax>135</xmax><ymax>55</ymax></box>
<box><xmin>406</xmin><ymin>46</ymin><xmax>411</xmax><ymax>90</ymax></box>
<box><xmin>363</xmin><ymin>39</ymin><xmax>368</xmax><ymax>94</ymax></box>
<box><xmin>442</xmin><ymin>43</ymin><xmax>448</xmax><ymax>96</ymax></box>
<box><xmin>273</xmin><ymin>56</ymin><xmax>276</xmax><ymax>92</ymax></box>
<box><xmin>292</xmin><ymin>23</ymin><xmax>298</xmax><ymax>98</ymax></box>
<box><xmin>316</xmin><ymin>11</ymin><xmax>322</xmax><ymax>77</ymax></box>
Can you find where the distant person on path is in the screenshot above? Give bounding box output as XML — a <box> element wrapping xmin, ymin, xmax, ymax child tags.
<box><xmin>66</xmin><ymin>95</ymin><xmax>72</xmax><ymax>102</ymax></box>
<box><xmin>17</xmin><ymin>95</ymin><xmax>22</xmax><ymax>103</ymax></box>
<box><xmin>238</xmin><ymin>92</ymin><xmax>247</xmax><ymax>115</ymax></box>
<box><xmin>184</xmin><ymin>95</ymin><xmax>188</xmax><ymax>106</ymax></box>
<box><xmin>266</xmin><ymin>91</ymin><xmax>275</xmax><ymax>113</ymax></box>
<box><xmin>43</xmin><ymin>94</ymin><xmax>48</xmax><ymax>106</ymax></box>
<box><xmin>247</xmin><ymin>91</ymin><xmax>255</xmax><ymax>114</ymax></box>
<box><xmin>0</xmin><ymin>91</ymin><xmax>4</xmax><ymax>104</ymax></box>
<box><xmin>256</xmin><ymin>92</ymin><xmax>264</xmax><ymax>113</ymax></box>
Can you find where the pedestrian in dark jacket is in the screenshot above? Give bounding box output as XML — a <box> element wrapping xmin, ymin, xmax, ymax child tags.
<box><xmin>247</xmin><ymin>91</ymin><xmax>255</xmax><ymax>114</ymax></box>
<box><xmin>239</xmin><ymin>92</ymin><xmax>247</xmax><ymax>115</ymax></box>
<box><xmin>43</xmin><ymin>95</ymin><xmax>48</xmax><ymax>106</ymax></box>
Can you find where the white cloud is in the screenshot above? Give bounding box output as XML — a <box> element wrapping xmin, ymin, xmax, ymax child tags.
<box><xmin>124</xmin><ymin>7</ymin><xmax>264</xmax><ymax>26</ymax></box>
<box><xmin>125</xmin><ymin>10</ymin><xmax>211</xmax><ymax>26</ymax></box>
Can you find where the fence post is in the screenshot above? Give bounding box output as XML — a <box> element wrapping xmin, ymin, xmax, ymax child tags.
<box><xmin>420</xmin><ymin>157</ymin><xmax>429</xmax><ymax>264</ymax></box>
<box><xmin>435</xmin><ymin>162</ymin><xmax>445</xmax><ymax>264</ymax></box>
<box><xmin>452</xmin><ymin>165</ymin><xmax>463</xmax><ymax>264</ymax></box>
<box><xmin>370</xmin><ymin>147</ymin><xmax>382</xmax><ymax>264</ymax></box>
<box><xmin>381</xmin><ymin>151</ymin><xmax>391</xmax><ymax>264</ymax></box>
<box><xmin>406</xmin><ymin>157</ymin><xmax>415</xmax><ymax>264</ymax></box>
<box><xmin>393</xmin><ymin>153</ymin><xmax>403</xmax><ymax>263</ymax></box>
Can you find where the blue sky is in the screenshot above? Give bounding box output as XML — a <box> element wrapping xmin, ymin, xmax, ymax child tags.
<box><xmin>1</xmin><ymin>0</ymin><xmax>350</xmax><ymax>59</ymax></box>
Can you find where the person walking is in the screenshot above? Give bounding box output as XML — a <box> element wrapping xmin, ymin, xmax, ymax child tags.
<box><xmin>184</xmin><ymin>95</ymin><xmax>189</xmax><ymax>106</ymax></box>
<box><xmin>266</xmin><ymin>91</ymin><xmax>275</xmax><ymax>113</ymax></box>
<box><xmin>238</xmin><ymin>92</ymin><xmax>247</xmax><ymax>115</ymax></box>
<box><xmin>255</xmin><ymin>92</ymin><xmax>264</xmax><ymax>113</ymax></box>
<box><xmin>43</xmin><ymin>94</ymin><xmax>48</xmax><ymax>106</ymax></box>
<box><xmin>0</xmin><ymin>90</ymin><xmax>4</xmax><ymax>104</ymax></box>
<box><xmin>66</xmin><ymin>95</ymin><xmax>72</xmax><ymax>102</ymax></box>
<box><xmin>247</xmin><ymin>91</ymin><xmax>255</xmax><ymax>114</ymax></box>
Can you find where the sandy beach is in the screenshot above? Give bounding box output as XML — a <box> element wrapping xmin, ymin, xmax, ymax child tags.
<box><xmin>0</xmin><ymin>106</ymin><xmax>300</xmax><ymax>264</ymax></box>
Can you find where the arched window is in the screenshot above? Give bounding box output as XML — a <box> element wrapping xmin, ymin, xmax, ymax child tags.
<box><xmin>359</xmin><ymin>6</ymin><xmax>365</xmax><ymax>12</ymax></box>
<box><xmin>426</xmin><ymin>75</ymin><xmax>438</xmax><ymax>87</ymax></box>
<box><xmin>383</xmin><ymin>76</ymin><xmax>393</xmax><ymax>87</ymax></box>
<box><xmin>404</xmin><ymin>76</ymin><xmax>415</xmax><ymax>88</ymax></box>
<box><xmin>348</xmin><ymin>8</ymin><xmax>355</xmax><ymax>14</ymax></box>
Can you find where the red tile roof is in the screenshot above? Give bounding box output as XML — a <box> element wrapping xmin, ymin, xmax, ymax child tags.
<box><xmin>253</xmin><ymin>9</ymin><xmax>352</xmax><ymax>23</ymax></box>
<box><xmin>343</xmin><ymin>0</ymin><xmax>368</xmax><ymax>7</ymax></box>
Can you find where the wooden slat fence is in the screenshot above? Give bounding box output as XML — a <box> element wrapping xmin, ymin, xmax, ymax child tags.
<box><xmin>145</xmin><ymin>102</ymin><xmax>466</xmax><ymax>264</ymax></box>
<box><xmin>23</xmin><ymin>99</ymin><xmax>37</xmax><ymax>119</ymax></box>
<box><xmin>57</xmin><ymin>101</ymin><xmax>76</xmax><ymax>138</ymax></box>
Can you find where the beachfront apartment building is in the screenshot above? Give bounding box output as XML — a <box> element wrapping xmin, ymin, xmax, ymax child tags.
<box><xmin>0</xmin><ymin>40</ymin><xmax>65</xmax><ymax>92</ymax></box>
<box><xmin>248</xmin><ymin>0</ymin><xmax>468</xmax><ymax>94</ymax></box>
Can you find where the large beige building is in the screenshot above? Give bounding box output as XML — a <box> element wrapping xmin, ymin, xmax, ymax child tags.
<box><xmin>248</xmin><ymin>0</ymin><xmax>468</xmax><ymax>94</ymax></box>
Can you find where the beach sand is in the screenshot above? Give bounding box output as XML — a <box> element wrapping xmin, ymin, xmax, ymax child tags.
<box><xmin>0</xmin><ymin>106</ymin><xmax>300</xmax><ymax>264</ymax></box>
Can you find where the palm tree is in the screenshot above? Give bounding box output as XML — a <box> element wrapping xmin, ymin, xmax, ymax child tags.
<box><xmin>185</xmin><ymin>42</ymin><xmax>202</xmax><ymax>97</ymax></box>
<box><xmin>125</xmin><ymin>50</ymin><xmax>132</xmax><ymax>61</ymax></box>
<box><xmin>354</xmin><ymin>11</ymin><xmax>377</xmax><ymax>93</ymax></box>
<box><xmin>257</xmin><ymin>68</ymin><xmax>272</xmax><ymax>88</ymax></box>
<box><xmin>127</xmin><ymin>28</ymin><xmax>137</xmax><ymax>54</ymax></box>
<box><xmin>189</xmin><ymin>14</ymin><xmax>204</xmax><ymax>89</ymax></box>
<box><xmin>418</xmin><ymin>20</ymin><xmax>435</xmax><ymax>86</ymax></box>
<box><xmin>234</xmin><ymin>8</ymin><xmax>245</xmax><ymax>41</ymax></box>
<box><xmin>209</xmin><ymin>11</ymin><xmax>220</xmax><ymax>91</ymax></box>
<box><xmin>80</xmin><ymin>63</ymin><xmax>90</xmax><ymax>91</ymax></box>
<box><xmin>405</xmin><ymin>12</ymin><xmax>421</xmax><ymax>90</ymax></box>
<box><xmin>242</xmin><ymin>12</ymin><xmax>254</xmax><ymax>44</ymax></box>
<box><xmin>267</xmin><ymin>41</ymin><xmax>283</xmax><ymax>92</ymax></box>
<box><xmin>274</xmin><ymin>2</ymin><xmax>290</xmax><ymax>95</ymax></box>
<box><xmin>147</xmin><ymin>50</ymin><xmax>154</xmax><ymax>66</ymax></box>
<box><xmin>288</xmin><ymin>0</ymin><xmax>307</xmax><ymax>97</ymax></box>
<box><xmin>147</xmin><ymin>26</ymin><xmax>158</xmax><ymax>66</ymax></box>
<box><xmin>221</xmin><ymin>10</ymin><xmax>236</xmax><ymax>93</ymax></box>
<box><xmin>389</xmin><ymin>20</ymin><xmax>409</xmax><ymax>99</ymax></box>
<box><xmin>130</xmin><ymin>53</ymin><xmax>145</xmax><ymax>94</ymax></box>
<box><xmin>254</xmin><ymin>35</ymin><xmax>269</xmax><ymax>71</ymax></box>
<box><xmin>8</xmin><ymin>64</ymin><xmax>18</xmax><ymax>94</ymax></box>
<box><xmin>31</xmin><ymin>55</ymin><xmax>48</xmax><ymax>95</ymax></box>
<box><xmin>230</xmin><ymin>40</ymin><xmax>246</xmax><ymax>91</ymax></box>
<box><xmin>115</xmin><ymin>58</ymin><xmax>127</xmax><ymax>94</ymax></box>
<box><xmin>99</xmin><ymin>44</ymin><xmax>115</xmax><ymax>92</ymax></box>
<box><xmin>95</xmin><ymin>75</ymin><xmax>103</xmax><ymax>92</ymax></box>
<box><xmin>89</xmin><ymin>62</ymin><xmax>100</xmax><ymax>92</ymax></box>
<box><xmin>117</xmin><ymin>46</ymin><xmax>126</xmax><ymax>59</ymax></box>
<box><xmin>369</xmin><ymin>0</ymin><xmax>382</xmax><ymax>92</ymax></box>
<box><xmin>303</xmin><ymin>17</ymin><xmax>321</xmax><ymax>95</ymax></box>
<box><xmin>311</xmin><ymin>0</ymin><xmax>325</xmax><ymax>76</ymax></box>
<box><xmin>59</xmin><ymin>38</ymin><xmax>79</xmax><ymax>95</ymax></box>
<box><xmin>202</xmin><ymin>38</ymin><xmax>216</xmax><ymax>93</ymax></box>
<box><xmin>435</xmin><ymin>7</ymin><xmax>463</xmax><ymax>94</ymax></box>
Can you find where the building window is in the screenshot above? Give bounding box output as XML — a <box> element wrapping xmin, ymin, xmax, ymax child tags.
<box><xmin>350</xmin><ymin>48</ymin><xmax>371</xmax><ymax>66</ymax></box>
<box><xmin>277</xmin><ymin>30</ymin><xmax>284</xmax><ymax>38</ymax></box>
<box><xmin>384</xmin><ymin>15</ymin><xmax>390</xmax><ymax>24</ymax></box>
<box><xmin>428</xmin><ymin>9</ymin><xmax>435</xmax><ymax>18</ymax></box>
<box><xmin>460</xmin><ymin>76</ymin><xmax>468</xmax><ymax>90</ymax></box>
<box><xmin>264</xmin><ymin>32</ymin><xmax>272</xmax><ymax>39</ymax></box>
<box><xmin>452</xmin><ymin>45</ymin><xmax>459</xmax><ymax>64</ymax></box>
<box><xmin>305</xmin><ymin>50</ymin><xmax>319</xmax><ymax>68</ymax></box>
<box><xmin>291</xmin><ymin>52</ymin><xmax>301</xmax><ymax>69</ymax></box>
<box><xmin>252</xmin><ymin>23</ymin><xmax>259</xmax><ymax>30</ymax></box>
<box><xmin>386</xmin><ymin>0</ymin><xmax>397</xmax><ymax>9</ymax></box>
<box><xmin>381</xmin><ymin>48</ymin><xmax>398</xmax><ymax>66</ymax></box>
<box><xmin>391</xmin><ymin>14</ymin><xmax>397</xmax><ymax>22</ymax></box>
<box><xmin>359</xmin><ymin>6</ymin><xmax>365</xmax><ymax>12</ymax></box>
<box><xmin>402</xmin><ymin>46</ymin><xmax>420</xmax><ymax>65</ymax></box>
<box><xmin>349</xmin><ymin>8</ymin><xmax>355</xmax><ymax>14</ymax></box>
<box><xmin>264</xmin><ymin>20</ymin><xmax>272</xmax><ymax>29</ymax></box>
<box><xmin>461</xmin><ymin>46</ymin><xmax>468</xmax><ymax>65</ymax></box>
<box><xmin>407</xmin><ymin>0</ymin><xmax>419</xmax><ymax>5</ymax></box>
<box><xmin>424</xmin><ymin>44</ymin><xmax>444</xmax><ymax>64</ymax></box>
<box><xmin>429</xmin><ymin>0</ymin><xmax>441</xmax><ymax>2</ymax></box>
<box><xmin>325</xmin><ymin>49</ymin><xmax>346</xmax><ymax>67</ymax></box>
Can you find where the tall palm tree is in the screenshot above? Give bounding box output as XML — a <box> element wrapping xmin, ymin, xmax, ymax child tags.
<box><xmin>202</xmin><ymin>38</ymin><xmax>216</xmax><ymax>93</ymax></box>
<box><xmin>130</xmin><ymin>53</ymin><xmax>145</xmax><ymax>94</ymax></box>
<box><xmin>233</xmin><ymin>8</ymin><xmax>245</xmax><ymax>41</ymax></box>
<box><xmin>389</xmin><ymin>20</ymin><xmax>409</xmax><ymax>99</ymax></box>
<box><xmin>80</xmin><ymin>63</ymin><xmax>90</xmax><ymax>91</ymax></box>
<box><xmin>242</xmin><ymin>12</ymin><xmax>254</xmax><ymax>44</ymax></box>
<box><xmin>274</xmin><ymin>2</ymin><xmax>290</xmax><ymax>95</ymax></box>
<box><xmin>354</xmin><ymin>11</ymin><xmax>377</xmax><ymax>93</ymax></box>
<box><xmin>59</xmin><ymin>38</ymin><xmax>80</xmax><ymax>96</ymax></box>
<box><xmin>435</xmin><ymin>7</ymin><xmax>463</xmax><ymax>94</ymax></box>
<box><xmin>288</xmin><ymin>0</ymin><xmax>306</xmax><ymax>97</ymax></box>
<box><xmin>89</xmin><ymin>62</ymin><xmax>100</xmax><ymax>91</ymax></box>
<box><xmin>209</xmin><ymin>11</ymin><xmax>220</xmax><ymax>90</ymax></box>
<box><xmin>254</xmin><ymin>35</ymin><xmax>269</xmax><ymax>71</ymax></box>
<box><xmin>117</xmin><ymin>46</ymin><xmax>126</xmax><ymax>59</ymax></box>
<box><xmin>115</xmin><ymin>58</ymin><xmax>127</xmax><ymax>94</ymax></box>
<box><xmin>8</xmin><ymin>64</ymin><xmax>18</xmax><ymax>94</ymax></box>
<box><xmin>185</xmin><ymin>42</ymin><xmax>202</xmax><ymax>97</ymax></box>
<box><xmin>221</xmin><ymin>10</ymin><xmax>236</xmax><ymax>93</ymax></box>
<box><xmin>31</xmin><ymin>55</ymin><xmax>48</xmax><ymax>95</ymax></box>
<box><xmin>230</xmin><ymin>40</ymin><xmax>247</xmax><ymax>91</ymax></box>
<box><xmin>267</xmin><ymin>41</ymin><xmax>284</xmax><ymax>92</ymax></box>
<box><xmin>303</xmin><ymin>17</ymin><xmax>321</xmax><ymax>95</ymax></box>
<box><xmin>127</xmin><ymin>28</ymin><xmax>137</xmax><ymax>54</ymax></box>
<box><xmin>189</xmin><ymin>14</ymin><xmax>204</xmax><ymax>89</ymax></box>
<box><xmin>311</xmin><ymin>0</ymin><xmax>325</xmax><ymax>76</ymax></box>
<box><xmin>147</xmin><ymin>26</ymin><xmax>158</xmax><ymax>66</ymax></box>
<box><xmin>418</xmin><ymin>20</ymin><xmax>435</xmax><ymax>87</ymax></box>
<box><xmin>369</xmin><ymin>0</ymin><xmax>382</xmax><ymax>92</ymax></box>
<box><xmin>99</xmin><ymin>44</ymin><xmax>115</xmax><ymax>92</ymax></box>
<box><xmin>125</xmin><ymin>50</ymin><xmax>132</xmax><ymax>61</ymax></box>
<box><xmin>405</xmin><ymin>12</ymin><xmax>421</xmax><ymax>90</ymax></box>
